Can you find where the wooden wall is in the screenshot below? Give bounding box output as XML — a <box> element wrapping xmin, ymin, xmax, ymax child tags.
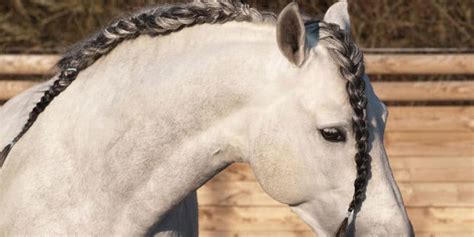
<box><xmin>0</xmin><ymin>54</ymin><xmax>473</xmax><ymax>236</ymax></box>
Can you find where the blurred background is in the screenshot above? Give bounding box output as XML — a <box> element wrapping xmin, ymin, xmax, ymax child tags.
<box><xmin>0</xmin><ymin>0</ymin><xmax>473</xmax><ymax>236</ymax></box>
<box><xmin>0</xmin><ymin>0</ymin><xmax>472</xmax><ymax>52</ymax></box>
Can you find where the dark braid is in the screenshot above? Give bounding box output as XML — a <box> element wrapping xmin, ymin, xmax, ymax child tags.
<box><xmin>58</xmin><ymin>1</ymin><xmax>272</xmax><ymax>71</ymax></box>
<box><xmin>0</xmin><ymin>68</ymin><xmax>78</xmax><ymax>167</ymax></box>
<box><xmin>318</xmin><ymin>22</ymin><xmax>371</xmax><ymax>236</ymax></box>
<box><xmin>0</xmin><ymin>0</ymin><xmax>274</xmax><ymax>167</ymax></box>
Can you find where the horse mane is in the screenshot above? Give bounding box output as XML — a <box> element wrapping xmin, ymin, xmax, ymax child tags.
<box><xmin>305</xmin><ymin>19</ymin><xmax>370</xmax><ymax>235</ymax></box>
<box><xmin>59</xmin><ymin>0</ymin><xmax>276</xmax><ymax>72</ymax></box>
<box><xmin>317</xmin><ymin>22</ymin><xmax>370</xmax><ymax>236</ymax></box>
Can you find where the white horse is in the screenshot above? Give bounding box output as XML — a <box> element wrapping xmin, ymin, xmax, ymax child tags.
<box><xmin>0</xmin><ymin>1</ymin><xmax>413</xmax><ymax>236</ymax></box>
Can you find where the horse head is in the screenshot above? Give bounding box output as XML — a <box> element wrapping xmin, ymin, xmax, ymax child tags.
<box><xmin>246</xmin><ymin>2</ymin><xmax>414</xmax><ymax>236</ymax></box>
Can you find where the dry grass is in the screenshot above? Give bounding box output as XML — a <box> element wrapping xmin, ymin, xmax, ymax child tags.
<box><xmin>0</xmin><ymin>0</ymin><xmax>472</xmax><ymax>53</ymax></box>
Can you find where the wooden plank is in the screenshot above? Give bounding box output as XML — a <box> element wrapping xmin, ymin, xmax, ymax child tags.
<box><xmin>218</xmin><ymin>159</ymin><xmax>474</xmax><ymax>185</ymax></box>
<box><xmin>0</xmin><ymin>80</ymin><xmax>39</xmax><ymax>100</ymax></box>
<box><xmin>0</xmin><ymin>54</ymin><xmax>472</xmax><ymax>75</ymax></box>
<box><xmin>390</xmin><ymin>157</ymin><xmax>474</xmax><ymax>182</ymax></box>
<box><xmin>386</xmin><ymin>106</ymin><xmax>474</xmax><ymax>132</ymax></box>
<box><xmin>365</xmin><ymin>54</ymin><xmax>474</xmax><ymax>74</ymax></box>
<box><xmin>202</xmin><ymin>232</ymin><xmax>474</xmax><ymax>237</ymax></box>
<box><xmin>373</xmin><ymin>81</ymin><xmax>474</xmax><ymax>102</ymax></box>
<box><xmin>199</xmin><ymin>231</ymin><xmax>474</xmax><ymax>237</ymax></box>
<box><xmin>212</xmin><ymin>156</ymin><xmax>474</xmax><ymax>183</ymax></box>
<box><xmin>385</xmin><ymin>132</ymin><xmax>473</xmax><ymax>157</ymax></box>
<box><xmin>212</xmin><ymin>163</ymin><xmax>256</xmax><ymax>182</ymax></box>
<box><xmin>198</xmin><ymin>206</ymin><xmax>474</xmax><ymax>232</ymax></box>
<box><xmin>408</xmin><ymin>207</ymin><xmax>474</xmax><ymax>232</ymax></box>
<box><xmin>363</xmin><ymin>48</ymin><xmax>474</xmax><ymax>54</ymax></box>
<box><xmin>198</xmin><ymin>206</ymin><xmax>309</xmax><ymax>231</ymax></box>
<box><xmin>415</xmin><ymin>233</ymin><xmax>474</xmax><ymax>237</ymax></box>
<box><xmin>399</xmin><ymin>183</ymin><xmax>474</xmax><ymax>207</ymax></box>
<box><xmin>198</xmin><ymin>180</ymin><xmax>474</xmax><ymax>207</ymax></box>
<box><xmin>198</xmin><ymin>180</ymin><xmax>278</xmax><ymax>206</ymax></box>
<box><xmin>200</xmin><ymin>231</ymin><xmax>315</xmax><ymax>237</ymax></box>
<box><xmin>0</xmin><ymin>55</ymin><xmax>59</xmax><ymax>75</ymax></box>
<box><xmin>2</xmin><ymin>79</ymin><xmax>474</xmax><ymax>103</ymax></box>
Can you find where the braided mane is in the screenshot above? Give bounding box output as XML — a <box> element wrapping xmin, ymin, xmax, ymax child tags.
<box><xmin>0</xmin><ymin>0</ymin><xmax>274</xmax><ymax>166</ymax></box>
<box><xmin>317</xmin><ymin>21</ymin><xmax>371</xmax><ymax>235</ymax></box>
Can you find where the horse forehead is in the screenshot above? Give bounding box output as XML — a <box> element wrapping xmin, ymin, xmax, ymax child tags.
<box><xmin>304</xmin><ymin>47</ymin><xmax>345</xmax><ymax>88</ymax></box>
<box><xmin>290</xmin><ymin>49</ymin><xmax>351</xmax><ymax>119</ymax></box>
<box><xmin>295</xmin><ymin>78</ymin><xmax>351</xmax><ymax>122</ymax></box>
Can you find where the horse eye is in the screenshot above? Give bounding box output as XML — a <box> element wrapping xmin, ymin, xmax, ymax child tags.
<box><xmin>319</xmin><ymin>127</ymin><xmax>346</xmax><ymax>142</ymax></box>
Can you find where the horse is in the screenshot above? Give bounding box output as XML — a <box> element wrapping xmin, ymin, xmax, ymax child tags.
<box><xmin>0</xmin><ymin>0</ymin><xmax>414</xmax><ymax>236</ymax></box>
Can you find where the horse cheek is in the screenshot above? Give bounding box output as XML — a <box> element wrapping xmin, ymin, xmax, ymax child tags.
<box><xmin>249</xmin><ymin>119</ymin><xmax>312</xmax><ymax>206</ymax></box>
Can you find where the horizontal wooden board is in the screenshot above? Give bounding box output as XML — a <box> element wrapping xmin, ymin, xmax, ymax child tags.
<box><xmin>374</xmin><ymin>81</ymin><xmax>474</xmax><ymax>102</ymax></box>
<box><xmin>1</xmin><ymin>54</ymin><xmax>472</xmax><ymax>75</ymax></box>
<box><xmin>398</xmin><ymin>183</ymin><xmax>473</xmax><ymax>207</ymax></box>
<box><xmin>390</xmin><ymin>157</ymin><xmax>474</xmax><ymax>182</ymax></box>
<box><xmin>414</xmin><ymin>233</ymin><xmax>474</xmax><ymax>237</ymax></box>
<box><xmin>211</xmin><ymin>163</ymin><xmax>256</xmax><ymax>182</ymax></box>
<box><xmin>211</xmin><ymin>157</ymin><xmax>474</xmax><ymax>183</ymax></box>
<box><xmin>2</xmin><ymin>79</ymin><xmax>474</xmax><ymax>102</ymax></box>
<box><xmin>198</xmin><ymin>206</ymin><xmax>474</xmax><ymax>232</ymax></box>
<box><xmin>364</xmin><ymin>54</ymin><xmax>474</xmax><ymax>74</ymax></box>
<box><xmin>198</xmin><ymin>180</ymin><xmax>277</xmax><ymax>206</ymax></box>
<box><xmin>198</xmin><ymin>180</ymin><xmax>474</xmax><ymax>207</ymax></box>
<box><xmin>200</xmin><ymin>231</ymin><xmax>314</xmax><ymax>237</ymax></box>
<box><xmin>385</xmin><ymin>132</ymin><xmax>473</xmax><ymax>157</ymax></box>
<box><xmin>385</xmin><ymin>106</ymin><xmax>474</xmax><ymax>132</ymax></box>
<box><xmin>0</xmin><ymin>55</ymin><xmax>59</xmax><ymax>75</ymax></box>
<box><xmin>409</xmin><ymin>207</ymin><xmax>474</xmax><ymax>232</ymax></box>
<box><xmin>199</xmin><ymin>231</ymin><xmax>474</xmax><ymax>237</ymax></box>
<box><xmin>199</xmin><ymin>206</ymin><xmax>309</xmax><ymax>231</ymax></box>
<box><xmin>0</xmin><ymin>80</ymin><xmax>38</xmax><ymax>100</ymax></box>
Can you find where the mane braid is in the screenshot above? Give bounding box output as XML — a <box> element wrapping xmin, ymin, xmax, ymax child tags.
<box><xmin>0</xmin><ymin>0</ymin><xmax>275</xmax><ymax>167</ymax></box>
<box><xmin>318</xmin><ymin>21</ymin><xmax>371</xmax><ymax>236</ymax></box>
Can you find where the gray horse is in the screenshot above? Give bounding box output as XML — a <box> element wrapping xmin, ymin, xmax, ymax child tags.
<box><xmin>0</xmin><ymin>1</ymin><xmax>413</xmax><ymax>236</ymax></box>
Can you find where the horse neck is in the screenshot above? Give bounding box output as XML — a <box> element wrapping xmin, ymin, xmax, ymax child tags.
<box><xmin>103</xmin><ymin>22</ymin><xmax>288</xmax><ymax>233</ymax></box>
<box><xmin>9</xmin><ymin>22</ymin><xmax>287</xmax><ymax>234</ymax></box>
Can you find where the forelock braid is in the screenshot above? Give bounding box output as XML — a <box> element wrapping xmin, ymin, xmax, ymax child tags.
<box><xmin>0</xmin><ymin>0</ymin><xmax>274</xmax><ymax>167</ymax></box>
<box><xmin>318</xmin><ymin>21</ymin><xmax>371</xmax><ymax>235</ymax></box>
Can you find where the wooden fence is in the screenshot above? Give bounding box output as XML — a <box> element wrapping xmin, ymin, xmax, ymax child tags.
<box><xmin>0</xmin><ymin>53</ymin><xmax>473</xmax><ymax>237</ymax></box>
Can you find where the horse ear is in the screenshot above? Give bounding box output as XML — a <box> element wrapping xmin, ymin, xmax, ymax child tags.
<box><xmin>323</xmin><ymin>0</ymin><xmax>351</xmax><ymax>33</ymax></box>
<box><xmin>276</xmin><ymin>2</ymin><xmax>306</xmax><ymax>66</ymax></box>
